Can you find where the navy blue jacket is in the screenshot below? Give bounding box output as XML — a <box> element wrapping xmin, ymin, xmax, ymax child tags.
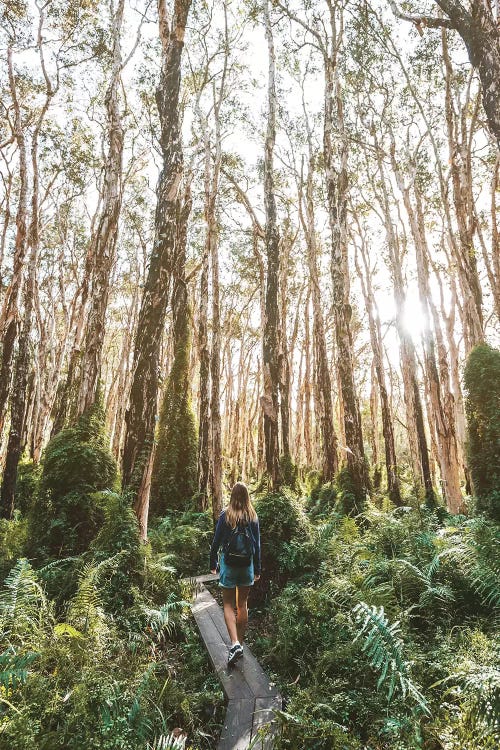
<box><xmin>209</xmin><ymin>510</ymin><xmax>261</xmax><ymax>575</ymax></box>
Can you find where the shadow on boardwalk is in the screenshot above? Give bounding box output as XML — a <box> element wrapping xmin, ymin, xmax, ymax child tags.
<box><xmin>186</xmin><ymin>574</ymin><xmax>281</xmax><ymax>749</ymax></box>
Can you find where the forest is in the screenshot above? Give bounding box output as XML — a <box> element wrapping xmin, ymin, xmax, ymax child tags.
<box><xmin>0</xmin><ymin>0</ymin><xmax>499</xmax><ymax>748</ymax></box>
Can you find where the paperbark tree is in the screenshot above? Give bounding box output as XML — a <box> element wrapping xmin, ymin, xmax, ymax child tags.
<box><xmin>122</xmin><ymin>0</ymin><xmax>192</xmax><ymax>500</ymax></box>
<box><xmin>353</xmin><ymin>221</ymin><xmax>401</xmax><ymax>505</ymax></box>
<box><xmin>389</xmin><ymin>0</ymin><xmax>500</xmax><ymax>149</ymax></box>
<box><xmin>0</xmin><ymin>43</ymin><xmax>29</xmax><ymax>439</ymax></box>
<box><xmin>75</xmin><ymin>0</ymin><xmax>125</xmax><ymax>418</ymax></box>
<box><xmin>262</xmin><ymin>0</ymin><xmax>282</xmax><ymax>489</ymax></box>
<box><xmin>298</xmin><ymin>146</ymin><xmax>338</xmax><ymax>481</ymax></box>
<box><xmin>373</xmin><ymin>143</ymin><xmax>435</xmax><ymax>504</ymax></box>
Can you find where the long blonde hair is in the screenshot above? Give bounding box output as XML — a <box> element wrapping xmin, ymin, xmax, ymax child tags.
<box><xmin>225</xmin><ymin>482</ymin><xmax>257</xmax><ymax>528</ymax></box>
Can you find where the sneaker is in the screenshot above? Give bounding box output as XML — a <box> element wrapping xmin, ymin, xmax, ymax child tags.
<box><xmin>228</xmin><ymin>643</ymin><xmax>243</xmax><ymax>666</ymax></box>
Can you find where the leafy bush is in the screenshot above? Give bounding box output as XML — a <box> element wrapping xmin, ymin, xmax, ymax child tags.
<box><xmin>464</xmin><ymin>343</ymin><xmax>500</xmax><ymax>521</ymax></box>
<box><xmin>13</xmin><ymin>460</ymin><xmax>42</xmax><ymax>515</ymax></box>
<box><xmin>0</xmin><ymin>517</ymin><xmax>27</xmax><ymax>581</ymax></box>
<box><xmin>149</xmin><ymin>511</ymin><xmax>212</xmax><ymax>577</ymax></box>
<box><xmin>28</xmin><ymin>400</ymin><xmax>117</xmax><ymax>560</ymax></box>
<box><xmin>253</xmin><ymin>502</ymin><xmax>500</xmax><ymax>749</ymax></box>
<box><xmin>253</xmin><ymin>489</ymin><xmax>306</xmax><ymax>577</ymax></box>
<box><xmin>306</xmin><ymin>480</ymin><xmax>338</xmax><ymax>519</ymax></box>
<box><xmin>89</xmin><ymin>491</ymin><xmax>144</xmax><ymax>617</ymax></box>
<box><xmin>0</xmin><ymin>553</ymin><xmax>223</xmax><ymax>749</ymax></box>
<box><xmin>336</xmin><ymin>466</ymin><xmax>362</xmax><ymax>516</ymax></box>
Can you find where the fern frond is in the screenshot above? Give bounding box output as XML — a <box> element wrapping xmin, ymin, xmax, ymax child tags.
<box><xmin>0</xmin><ymin>647</ymin><xmax>38</xmax><ymax>689</ymax></box>
<box><xmin>149</xmin><ymin>733</ymin><xmax>187</xmax><ymax>750</ymax></box>
<box><xmin>144</xmin><ymin>598</ymin><xmax>189</xmax><ymax>639</ymax></box>
<box><xmin>432</xmin><ymin>665</ymin><xmax>500</xmax><ymax>732</ymax></box>
<box><xmin>0</xmin><ymin>559</ymin><xmax>49</xmax><ymax>638</ymax></box>
<box><xmin>353</xmin><ymin>601</ymin><xmax>429</xmax><ymax>714</ymax></box>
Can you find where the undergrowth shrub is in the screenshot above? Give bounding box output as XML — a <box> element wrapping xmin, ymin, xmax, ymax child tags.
<box><xmin>28</xmin><ymin>399</ymin><xmax>116</xmax><ymax>561</ymax></box>
<box><xmin>253</xmin><ymin>489</ymin><xmax>305</xmax><ymax>578</ymax></box>
<box><xmin>0</xmin><ymin>553</ymin><xmax>223</xmax><ymax>749</ymax></box>
<box><xmin>13</xmin><ymin>460</ymin><xmax>42</xmax><ymax>515</ymax></box>
<box><xmin>464</xmin><ymin>343</ymin><xmax>500</xmax><ymax>521</ymax></box>
<box><xmin>0</xmin><ymin>516</ymin><xmax>27</xmax><ymax>581</ymax></box>
<box><xmin>255</xmin><ymin>501</ymin><xmax>500</xmax><ymax>749</ymax></box>
<box><xmin>149</xmin><ymin>511</ymin><xmax>212</xmax><ymax>577</ymax></box>
<box><xmin>306</xmin><ymin>480</ymin><xmax>338</xmax><ymax>519</ymax></box>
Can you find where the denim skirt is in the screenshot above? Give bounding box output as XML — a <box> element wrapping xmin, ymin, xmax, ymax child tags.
<box><xmin>218</xmin><ymin>552</ymin><xmax>254</xmax><ymax>588</ymax></box>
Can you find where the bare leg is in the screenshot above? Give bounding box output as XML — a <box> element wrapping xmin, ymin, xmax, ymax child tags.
<box><xmin>236</xmin><ymin>586</ymin><xmax>251</xmax><ymax>644</ymax></box>
<box><xmin>222</xmin><ymin>587</ymin><xmax>238</xmax><ymax>644</ymax></box>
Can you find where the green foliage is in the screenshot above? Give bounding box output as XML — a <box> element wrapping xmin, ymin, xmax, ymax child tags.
<box><xmin>0</xmin><ymin>517</ymin><xmax>27</xmax><ymax>581</ymax></box>
<box><xmin>279</xmin><ymin>453</ymin><xmax>298</xmax><ymax>489</ymax></box>
<box><xmin>254</xmin><ymin>500</ymin><xmax>500</xmax><ymax>748</ymax></box>
<box><xmin>353</xmin><ymin>602</ymin><xmax>429</xmax><ymax>713</ymax></box>
<box><xmin>149</xmin><ymin>511</ymin><xmax>212</xmax><ymax>577</ymax></box>
<box><xmin>306</xmin><ymin>480</ymin><xmax>338</xmax><ymax>520</ymax></box>
<box><xmin>464</xmin><ymin>343</ymin><xmax>500</xmax><ymax>521</ymax></box>
<box><xmin>0</xmin><ymin>559</ymin><xmax>51</xmax><ymax>645</ymax></box>
<box><xmin>336</xmin><ymin>466</ymin><xmax>361</xmax><ymax>516</ymax></box>
<box><xmin>150</xmin><ymin>324</ymin><xmax>198</xmax><ymax>515</ymax></box>
<box><xmin>0</xmin><ymin>647</ymin><xmax>38</xmax><ymax>690</ymax></box>
<box><xmin>89</xmin><ymin>491</ymin><xmax>143</xmax><ymax>617</ymax></box>
<box><xmin>253</xmin><ymin>489</ymin><xmax>306</xmax><ymax>576</ymax></box>
<box><xmin>13</xmin><ymin>460</ymin><xmax>42</xmax><ymax>515</ymax></box>
<box><xmin>28</xmin><ymin>399</ymin><xmax>117</xmax><ymax>560</ymax></box>
<box><xmin>0</xmin><ymin>555</ymin><xmax>223</xmax><ymax>749</ymax></box>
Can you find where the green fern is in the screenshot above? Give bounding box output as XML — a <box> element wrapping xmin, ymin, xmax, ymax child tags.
<box><xmin>143</xmin><ymin>596</ymin><xmax>189</xmax><ymax>641</ymax></box>
<box><xmin>0</xmin><ymin>559</ymin><xmax>50</xmax><ymax>639</ymax></box>
<box><xmin>353</xmin><ymin>601</ymin><xmax>429</xmax><ymax>714</ymax></box>
<box><xmin>0</xmin><ymin>647</ymin><xmax>38</xmax><ymax>689</ymax></box>
<box><xmin>432</xmin><ymin>665</ymin><xmax>500</xmax><ymax>733</ymax></box>
<box><xmin>149</xmin><ymin>733</ymin><xmax>187</xmax><ymax>750</ymax></box>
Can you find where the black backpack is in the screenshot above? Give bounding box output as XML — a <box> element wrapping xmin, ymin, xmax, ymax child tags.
<box><xmin>224</xmin><ymin>523</ymin><xmax>254</xmax><ymax>567</ymax></box>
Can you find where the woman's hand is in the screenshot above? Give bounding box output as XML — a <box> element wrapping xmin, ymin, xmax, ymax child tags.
<box><xmin>210</xmin><ymin>569</ymin><xmax>217</xmax><ymax>575</ymax></box>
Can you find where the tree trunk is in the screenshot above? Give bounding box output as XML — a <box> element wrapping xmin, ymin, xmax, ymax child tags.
<box><xmin>122</xmin><ymin>0</ymin><xmax>192</xmax><ymax>495</ymax></box>
<box><xmin>442</xmin><ymin>29</ymin><xmax>484</xmax><ymax>352</ymax></box>
<box><xmin>299</xmin><ymin>152</ymin><xmax>338</xmax><ymax>480</ymax></box>
<box><xmin>0</xmin><ymin>45</ymin><xmax>29</xmax><ymax>436</ymax></box>
<box><xmin>262</xmin><ymin>0</ymin><xmax>281</xmax><ymax>490</ymax></box>
<box><xmin>374</xmin><ymin>144</ymin><xmax>435</xmax><ymax>504</ymax></box>
<box><xmin>324</xmin><ymin>63</ymin><xmax>368</xmax><ymax>507</ymax></box>
<box><xmin>393</xmin><ymin>155</ymin><xmax>464</xmax><ymax>513</ymax></box>
<box><xmin>76</xmin><ymin>0</ymin><xmax>125</xmax><ymax>417</ymax></box>
<box><xmin>354</xmin><ymin>227</ymin><xmax>402</xmax><ymax>505</ymax></box>
<box><xmin>197</xmin><ymin>229</ymin><xmax>210</xmax><ymax>507</ymax></box>
<box><xmin>0</xmin><ymin>247</ymin><xmax>35</xmax><ymax>517</ymax></box>
<box><xmin>209</xmin><ymin>193</ymin><xmax>223</xmax><ymax>521</ymax></box>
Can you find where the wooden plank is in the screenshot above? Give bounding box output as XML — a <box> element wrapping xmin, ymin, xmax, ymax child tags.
<box><xmin>233</xmin><ymin>648</ymin><xmax>280</xmax><ymax>699</ymax></box>
<box><xmin>251</xmin><ymin>696</ymin><xmax>282</xmax><ymax>749</ymax></box>
<box><xmin>193</xmin><ymin>606</ymin><xmax>225</xmax><ymax>645</ymax></box>
<box><xmin>218</xmin><ymin>698</ymin><xmax>254</xmax><ymax>750</ymax></box>
<box><xmin>189</xmin><ymin>578</ymin><xmax>282</xmax><ymax>748</ymax></box>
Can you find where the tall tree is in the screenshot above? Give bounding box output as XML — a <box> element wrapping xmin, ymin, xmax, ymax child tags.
<box><xmin>389</xmin><ymin>0</ymin><xmax>500</xmax><ymax>149</ymax></box>
<box><xmin>298</xmin><ymin>138</ymin><xmax>338</xmax><ymax>481</ymax></box>
<box><xmin>122</xmin><ymin>0</ymin><xmax>192</xmax><ymax>500</ymax></box>
<box><xmin>262</xmin><ymin>0</ymin><xmax>282</xmax><ymax>489</ymax></box>
<box><xmin>75</xmin><ymin>0</ymin><xmax>125</xmax><ymax>418</ymax></box>
<box><xmin>353</xmin><ymin>220</ymin><xmax>401</xmax><ymax>505</ymax></box>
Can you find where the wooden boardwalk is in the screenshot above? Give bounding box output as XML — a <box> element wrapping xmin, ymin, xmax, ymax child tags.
<box><xmin>187</xmin><ymin>574</ymin><xmax>281</xmax><ymax>749</ymax></box>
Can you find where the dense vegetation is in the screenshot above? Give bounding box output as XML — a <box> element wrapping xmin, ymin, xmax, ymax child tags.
<box><xmin>1</xmin><ymin>0</ymin><xmax>499</xmax><ymax>748</ymax></box>
<box><xmin>1</xmin><ymin>342</ymin><xmax>498</xmax><ymax>748</ymax></box>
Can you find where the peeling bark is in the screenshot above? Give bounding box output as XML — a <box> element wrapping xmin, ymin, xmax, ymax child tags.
<box><xmin>122</xmin><ymin>0</ymin><xmax>192</xmax><ymax>494</ymax></box>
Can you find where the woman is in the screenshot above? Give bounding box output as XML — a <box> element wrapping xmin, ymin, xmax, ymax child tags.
<box><xmin>209</xmin><ymin>482</ymin><xmax>261</xmax><ymax>666</ymax></box>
